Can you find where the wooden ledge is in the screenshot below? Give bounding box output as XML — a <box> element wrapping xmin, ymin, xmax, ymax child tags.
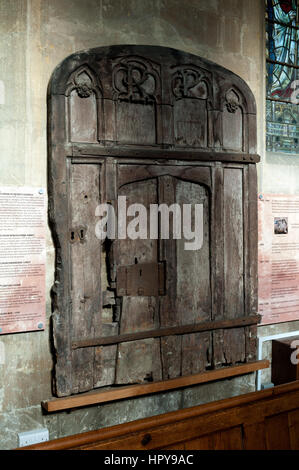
<box><xmin>42</xmin><ymin>360</ymin><xmax>269</xmax><ymax>413</ymax></box>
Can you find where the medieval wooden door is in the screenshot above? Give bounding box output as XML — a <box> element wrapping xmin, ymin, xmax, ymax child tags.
<box><xmin>48</xmin><ymin>45</ymin><xmax>259</xmax><ymax>397</ymax></box>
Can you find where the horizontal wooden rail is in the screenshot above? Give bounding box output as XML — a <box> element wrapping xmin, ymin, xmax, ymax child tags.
<box><xmin>71</xmin><ymin>143</ymin><xmax>260</xmax><ymax>163</ymax></box>
<box><xmin>42</xmin><ymin>360</ymin><xmax>269</xmax><ymax>413</ymax></box>
<box><xmin>72</xmin><ymin>314</ymin><xmax>261</xmax><ymax>349</ymax></box>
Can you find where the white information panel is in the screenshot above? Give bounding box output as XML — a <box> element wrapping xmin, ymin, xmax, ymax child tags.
<box><xmin>258</xmin><ymin>194</ymin><xmax>299</xmax><ymax>325</ymax></box>
<box><xmin>0</xmin><ymin>187</ymin><xmax>46</xmax><ymax>334</ymax></box>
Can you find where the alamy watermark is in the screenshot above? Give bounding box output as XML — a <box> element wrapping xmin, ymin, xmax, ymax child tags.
<box><xmin>290</xmin><ymin>340</ymin><xmax>299</xmax><ymax>365</ymax></box>
<box><xmin>95</xmin><ymin>196</ymin><xmax>204</xmax><ymax>251</ymax></box>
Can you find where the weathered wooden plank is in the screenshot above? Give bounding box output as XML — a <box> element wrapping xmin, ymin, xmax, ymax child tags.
<box><xmin>223</xmin><ymin>106</ymin><xmax>243</xmax><ymax>151</ymax></box>
<box><xmin>174</xmin><ymin>99</ymin><xmax>207</xmax><ymax>147</ymax></box>
<box><xmin>116</xmin><ymin>338</ymin><xmax>162</xmax><ymax>384</ymax></box>
<box><xmin>160</xmin><ymin>336</ymin><xmax>181</xmax><ymax>379</ymax></box>
<box><xmin>245</xmin><ymin>325</ymin><xmax>258</xmax><ymax>363</ymax></box>
<box><xmin>248</xmin><ymin>164</ymin><xmax>258</xmax><ymax>315</ymax></box>
<box><xmin>181</xmin><ymin>332</ymin><xmax>211</xmax><ymax>376</ymax></box>
<box><xmin>247</xmin><ymin>113</ymin><xmax>257</xmax><ymax>154</ymax></box>
<box><xmin>48</xmin><ymin>93</ymin><xmax>73</xmax><ymax>398</ymax></box>
<box><xmin>243</xmin><ymin>165</ymin><xmax>250</xmax><ymax>317</ymax></box>
<box><xmin>115</xmin><ymin>177</ymin><xmax>161</xmax><ymax>384</ymax></box>
<box><xmin>245</xmin><ymin>164</ymin><xmax>259</xmax><ymax>361</ymax></box>
<box><xmin>102</xmin><ymin>158</ymin><xmax>117</xmax><ymax>286</ymax></box>
<box><xmin>223</xmin><ymin>167</ymin><xmax>244</xmax><ymax>319</ymax></box>
<box><xmin>211</xmin><ymin>165</ymin><xmax>224</xmax><ymax>322</ymax></box>
<box><xmin>93</xmin><ymin>323</ymin><xmax>118</xmax><ymax>388</ymax></box>
<box><xmin>159</xmin><ymin>175</ymin><xmax>180</xmax><ymax>379</ymax></box>
<box><xmin>103</xmin><ymin>158</ymin><xmax>117</xmax><ymax>203</ymax></box>
<box><xmin>119</xmin><ymin>296</ymin><xmax>160</xmax><ymax>336</ymax></box>
<box><xmin>214</xmin><ymin>328</ymin><xmax>246</xmax><ymax>367</ymax></box>
<box><xmin>70</xmin><ymin>164</ymin><xmax>103</xmax><ymax>393</ymax></box>
<box><xmin>161</xmin><ymin>104</ymin><xmax>174</xmax><ymax>145</ymax></box>
<box><xmin>175</xmin><ymin>178</ymin><xmax>212</xmax><ymax>374</ymax></box>
<box><xmin>116</xmin><ymin>102</ymin><xmax>156</xmax><ymax>145</ymax></box>
<box><xmin>208</xmin><ymin>110</ymin><xmax>222</xmax><ymax>148</ymax></box>
<box><xmin>70</xmin><ymin>164</ymin><xmax>91</xmax><ymax>393</ymax></box>
<box><xmin>176</xmin><ymin>180</ymin><xmax>211</xmax><ymax>323</ymax></box>
<box><xmin>69</xmin><ymin>90</ymin><xmax>97</xmax><ymax>143</ymax></box>
<box><xmin>103</xmin><ymin>99</ymin><xmax>115</xmax><ymax>142</ymax></box>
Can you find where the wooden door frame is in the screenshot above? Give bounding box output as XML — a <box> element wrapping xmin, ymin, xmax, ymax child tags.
<box><xmin>48</xmin><ymin>45</ymin><xmax>260</xmax><ymax>398</ymax></box>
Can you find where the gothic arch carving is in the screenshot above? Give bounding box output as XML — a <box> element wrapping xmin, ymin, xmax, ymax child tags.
<box><xmin>65</xmin><ymin>65</ymin><xmax>104</xmax><ymax>143</ymax></box>
<box><xmin>221</xmin><ymin>86</ymin><xmax>249</xmax><ymax>152</ymax></box>
<box><xmin>65</xmin><ymin>64</ymin><xmax>103</xmax><ymax>98</ymax></box>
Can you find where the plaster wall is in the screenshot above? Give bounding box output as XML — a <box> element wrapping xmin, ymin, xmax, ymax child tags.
<box><xmin>0</xmin><ymin>0</ymin><xmax>293</xmax><ymax>450</ymax></box>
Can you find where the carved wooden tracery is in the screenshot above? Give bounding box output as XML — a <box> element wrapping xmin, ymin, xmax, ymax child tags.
<box><xmin>48</xmin><ymin>45</ymin><xmax>259</xmax><ymax>397</ymax></box>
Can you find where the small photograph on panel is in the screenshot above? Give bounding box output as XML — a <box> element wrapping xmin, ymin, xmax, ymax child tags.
<box><xmin>274</xmin><ymin>217</ymin><xmax>288</xmax><ymax>235</ymax></box>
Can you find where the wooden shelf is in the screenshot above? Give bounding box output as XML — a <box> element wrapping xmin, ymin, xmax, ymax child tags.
<box><xmin>42</xmin><ymin>360</ymin><xmax>269</xmax><ymax>413</ymax></box>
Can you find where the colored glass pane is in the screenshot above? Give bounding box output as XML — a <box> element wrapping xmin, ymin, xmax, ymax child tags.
<box><xmin>266</xmin><ymin>100</ymin><xmax>299</xmax><ymax>152</ymax></box>
<box><xmin>266</xmin><ymin>63</ymin><xmax>299</xmax><ymax>100</ymax></box>
<box><xmin>266</xmin><ymin>0</ymin><xmax>299</xmax><ymax>153</ymax></box>
<box><xmin>266</xmin><ymin>0</ymin><xmax>297</xmax><ymax>24</ymax></box>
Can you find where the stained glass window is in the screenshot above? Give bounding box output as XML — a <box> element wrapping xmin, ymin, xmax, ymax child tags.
<box><xmin>266</xmin><ymin>0</ymin><xmax>299</xmax><ymax>153</ymax></box>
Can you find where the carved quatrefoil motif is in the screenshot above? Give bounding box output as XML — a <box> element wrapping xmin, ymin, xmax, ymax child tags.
<box><xmin>172</xmin><ymin>68</ymin><xmax>209</xmax><ymax>101</ymax></box>
<box><xmin>75</xmin><ymin>72</ymin><xmax>94</xmax><ymax>98</ymax></box>
<box><xmin>225</xmin><ymin>89</ymin><xmax>240</xmax><ymax>113</ymax></box>
<box><xmin>113</xmin><ymin>57</ymin><xmax>160</xmax><ymax>104</ymax></box>
<box><xmin>65</xmin><ymin>66</ymin><xmax>102</xmax><ymax>99</ymax></box>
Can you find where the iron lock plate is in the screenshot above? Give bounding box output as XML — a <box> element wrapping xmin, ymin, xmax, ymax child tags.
<box><xmin>116</xmin><ymin>262</ymin><xmax>165</xmax><ymax>297</ymax></box>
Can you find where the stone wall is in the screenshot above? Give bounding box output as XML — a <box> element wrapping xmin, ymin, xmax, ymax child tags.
<box><xmin>0</xmin><ymin>0</ymin><xmax>292</xmax><ymax>450</ymax></box>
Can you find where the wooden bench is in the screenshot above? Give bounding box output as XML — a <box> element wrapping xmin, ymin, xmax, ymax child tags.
<box><xmin>20</xmin><ymin>380</ymin><xmax>299</xmax><ymax>450</ymax></box>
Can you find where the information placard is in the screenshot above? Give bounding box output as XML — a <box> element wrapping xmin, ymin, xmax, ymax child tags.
<box><xmin>0</xmin><ymin>187</ymin><xmax>46</xmax><ymax>334</ymax></box>
<box><xmin>258</xmin><ymin>194</ymin><xmax>299</xmax><ymax>325</ymax></box>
